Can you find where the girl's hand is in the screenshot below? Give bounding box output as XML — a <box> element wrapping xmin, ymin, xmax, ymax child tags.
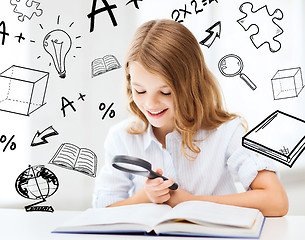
<box><xmin>144</xmin><ymin>168</ymin><xmax>174</xmax><ymax>204</ymax></box>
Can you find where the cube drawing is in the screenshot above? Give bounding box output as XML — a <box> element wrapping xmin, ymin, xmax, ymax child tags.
<box><xmin>0</xmin><ymin>65</ymin><xmax>49</xmax><ymax>116</ymax></box>
<box><xmin>271</xmin><ymin>67</ymin><xmax>304</xmax><ymax>100</ymax></box>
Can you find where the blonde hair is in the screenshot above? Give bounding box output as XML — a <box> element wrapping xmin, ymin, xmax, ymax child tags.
<box><xmin>125</xmin><ymin>19</ymin><xmax>240</xmax><ymax>159</ymax></box>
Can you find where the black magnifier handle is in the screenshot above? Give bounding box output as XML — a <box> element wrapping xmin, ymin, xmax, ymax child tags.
<box><xmin>148</xmin><ymin>171</ymin><xmax>178</xmax><ymax>190</ymax></box>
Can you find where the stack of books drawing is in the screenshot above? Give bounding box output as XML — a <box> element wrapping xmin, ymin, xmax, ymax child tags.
<box><xmin>242</xmin><ymin>110</ymin><xmax>305</xmax><ymax>167</ymax></box>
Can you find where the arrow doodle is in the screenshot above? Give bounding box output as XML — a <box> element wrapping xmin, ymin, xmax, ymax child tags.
<box><xmin>31</xmin><ymin>126</ymin><xmax>59</xmax><ymax>147</ymax></box>
<box><xmin>199</xmin><ymin>21</ymin><xmax>221</xmax><ymax>48</ymax></box>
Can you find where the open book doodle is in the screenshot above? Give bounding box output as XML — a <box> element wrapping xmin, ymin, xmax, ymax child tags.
<box><xmin>91</xmin><ymin>55</ymin><xmax>121</xmax><ymax>78</ymax></box>
<box><xmin>52</xmin><ymin>201</ymin><xmax>265</xmax><ymax>238</ymax></box>
<box><xmin>49</xmin><ymin>143</ymin><xmax>97</xmax><ymax>177</ymax></box>
<box><xmin>242</xmin><ymin>110</ymin><xmax>305</xmax><ymax>167</ymax></box>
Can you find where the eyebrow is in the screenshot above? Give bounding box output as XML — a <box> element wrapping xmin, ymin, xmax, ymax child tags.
<box><xmin>131</xmin><ymin>82</ymin><xmax>170</xmax><ymax>89</ymax></box>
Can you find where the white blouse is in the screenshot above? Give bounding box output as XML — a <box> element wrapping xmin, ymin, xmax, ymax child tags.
<box><xmin>93</xmin><ymin>118</ymin><xmax>277</xmax><ymax>208</ymax></box>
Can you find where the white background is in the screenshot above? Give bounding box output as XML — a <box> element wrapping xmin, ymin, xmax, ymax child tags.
<box><xmin>0</xmin><ymin>0</ymin><xmax>304</xmax><ymax>215</ymax></box>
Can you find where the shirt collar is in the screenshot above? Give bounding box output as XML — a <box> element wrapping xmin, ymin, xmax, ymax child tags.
<box><xmin>143</xmin><ymin>124</ymin><xmax>162</xmax><ymax>150</ymax></box>
<box><xmin>143</xmin><ymin>124</ymin><xmax>182</xmax><ymax>151</ymax></box>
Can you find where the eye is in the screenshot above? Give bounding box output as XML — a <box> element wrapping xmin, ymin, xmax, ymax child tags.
<box><xmin>161</xmin><ymin>92</ymin><xmax>171</xmax><ymax>96</ymax></box>
<box><xmin>134</xmin><ymin>89</ymin><xmax>146</xmax><ymax>94</ymax></box>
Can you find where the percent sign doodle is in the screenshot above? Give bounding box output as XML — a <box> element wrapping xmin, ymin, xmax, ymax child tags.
<box><xmin>99</xmin><ymin>102</ymin><xmax>115</xmax><ymax>120</ymax></box>
<box><xmin>0</xmin><ymin>134</ymin><xmax>16</xmax><ymax>152</ymax></box>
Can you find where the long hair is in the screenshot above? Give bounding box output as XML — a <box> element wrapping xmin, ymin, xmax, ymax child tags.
<box><xmin>125</xmin><ymin>19</ymin><xmax>240</xmax><ymax>159</ymax></box>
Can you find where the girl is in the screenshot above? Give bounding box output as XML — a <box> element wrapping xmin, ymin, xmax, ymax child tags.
<box><xmin>93</xmin><ymin>19</ymin><xmax>288</xmax><ymax>217</ymax></box>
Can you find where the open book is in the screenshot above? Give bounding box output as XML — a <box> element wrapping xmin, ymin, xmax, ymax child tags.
<box><xmin>52</xmin><ymin>201</ymin><xmax>265</xmax><ymax>238</ymax></box>
<box><xmin>242</xmin><ymin>110</ymin><xmax>305</xmax><ymax>167</ymax></box>
<box><xmin>91</xmin><ymin>55</ymin><xmax>121</xmax><ymax>77</ymax></box>
<box><xmin>49</xmin><ymin>143</ymin><xmax>97</xmax><ymax>177</ymax></box>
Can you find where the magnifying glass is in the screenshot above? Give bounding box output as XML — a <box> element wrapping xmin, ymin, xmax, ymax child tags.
<box><xmin>112</xmin><ymin>155</ymin><xmax>178</xmax><ymax>190</ymax></box>
<box><xmin>218</xmin><ymin>54</ymin><xmax>257</xmax><ymax>90</ymax></box>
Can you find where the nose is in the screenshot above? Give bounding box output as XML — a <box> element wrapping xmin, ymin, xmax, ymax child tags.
<box><xmin>145</xmin><ymin>94</ymin><xmax>160</xmax><ymax>109</ymax></box>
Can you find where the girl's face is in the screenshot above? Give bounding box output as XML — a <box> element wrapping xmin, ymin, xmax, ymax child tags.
<box><xmin>129</xmin><ymin>62</ymin><xmax>175</xmax><ymax>135</ymax></box>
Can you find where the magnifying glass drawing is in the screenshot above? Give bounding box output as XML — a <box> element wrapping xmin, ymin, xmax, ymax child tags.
<box><xmin>218</xmin><ymin>54</ymin><xmax>257</xmax><ymax>90</ymax></box>
<box><xmin>112</xmin><ymin>155</ymin><xmax>178</xmax><ymax>190</ymax></box>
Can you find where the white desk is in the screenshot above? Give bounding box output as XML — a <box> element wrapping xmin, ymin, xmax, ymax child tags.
<box><xmin>1</xmin><ymin>208</ymin><xmax>304</xmax><ymax>240</ymax></box>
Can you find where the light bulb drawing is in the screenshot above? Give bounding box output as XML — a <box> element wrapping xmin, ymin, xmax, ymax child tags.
<box><xmin>43</xmin><ymin>29</ymin><xmax>72</xmax><ymax>78</ymax></box>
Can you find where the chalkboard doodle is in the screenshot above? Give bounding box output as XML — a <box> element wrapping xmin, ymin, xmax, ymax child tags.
<box><xmin>31</xmin><ymin>125</ymin><xmax>59</xmax><ymax>147</ymax></box>
<box><xmin>218</xmin><ymin>54</ymin><xmax>257</xmax><ymax>91</ymax></box>
<box><xmin>10</xmin><ymin>0</ymin><xmax>43</xmax><ymax>22</ymax></box>
<box><xmin>0</xmin><ymin>20</ymin><xmax>34</xmax><ymax>45</ymax></box>
<box><xmin>126</xmin><ymin>0</ymin><xmax>143</xmax><ymax>9</ymax></box>
<box><xmin>0</xmin><ymin>134</ymin><xmax>16</xmax><ymax>152</ymax></box>
<box><xmin>33</xmin><ymin>15</ymin><xmax>82</xmax><ymax>78</ymax></box>
<box><xmin>99</xmin><ymin>102</ymin><xmax>115</xmax><ymax>120</ymax></box>
<box><xmin>49</xmin><ymin>143</ymin><xmax>97</xmax><ymax>177</ymax></box>
<box><xmin>15</xmin><ymin>165</ymin><xmax>59</xmax><ymax>212</ymax></box>
<box><xmin>0</xmin><ymin>65</ymin><xmax>49</xmax><ymax>116</ymax></box>
<box><xmin>242</xmin><ymin>111</ymin><xmax>305</xmax><ymax>168</ymax></box>
<box><xmin>271</xmin><ymin>67</ymin><xmax>304</xmax><ymax>100</ymax></box>
<box><xmin>237</xmin><ymin>2</ymin><xmax>284</xmax><ymax>53</ymax></box>
<box><xmin>60</xmin><ymin>93</ymin><xmax>86</xmax><ymax>117</ymax></box>
<box><xmin>91</xmin><ymin>55</ymin><xmax>121</xmax><ymax>78</ymax></box>
<box><xmin>171</xmin><ymin>0</ymin><xmax>220</xmax><ymax>23</ymax></box>
<box><xmin>199</xmin><ymin>21</ymin><xmax>221</xmax><ymax>48</ymax></box>
<box><xmin>88</xmin><ymin>0</ymin><xmax>118</xmax><ymax>32</ymax></box>
<box><xmin>43</xmin><ymin>29</ymin><xmax>72</xmax><ymax>79</ymax></box>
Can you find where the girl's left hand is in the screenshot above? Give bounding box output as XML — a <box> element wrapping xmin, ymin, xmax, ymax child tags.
<box><xmin>166</xmin><ymin>188</ymin><xmax>194</xmax><ymax>207</ymax></box>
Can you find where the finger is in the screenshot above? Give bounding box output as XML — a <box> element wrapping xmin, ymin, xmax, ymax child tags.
<box><xmin>155</xmin><ymin>193</ymin><xmax>171</xmax><ymax>203</ymax></box>
<box><xmin>161</xmin><ymin>178</ymin><xmax>175</xmax><ymax>189</ymax></box>
<box><xmin>155</xmin><ymin>168</ymin><xmax>163</xmax><ymax>175</ymax></box>
<box><xmin>145</xmin><ymin>177</ymin><xmax>163</xmax><ymax>187</ymax></box>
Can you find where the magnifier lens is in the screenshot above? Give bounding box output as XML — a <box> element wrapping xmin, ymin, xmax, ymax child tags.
<box><xmin>219</xmin><ymin>56</ymin><xmax>243</xmax><ymax>76</ymax></box>
<box><xmin>114</xmin><ymin>162</ymin><xmax>149</xmax><ymax>173</ymax></box>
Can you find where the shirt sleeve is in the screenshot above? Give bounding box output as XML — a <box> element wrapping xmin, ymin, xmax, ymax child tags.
<box><xmin>226</xmin><ymin>121</ymin><xmax>278</xmax><ymax>190</ymax></box>
<box><xmin>92</xmin><ymin>126</ymin><xmax>134</xmax><ymax>208</ymax></box>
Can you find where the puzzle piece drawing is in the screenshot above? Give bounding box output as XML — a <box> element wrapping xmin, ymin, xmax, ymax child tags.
<box><xmin>10</xmin><ymin>0</ymin><xmax>43</xmax><ymax>22</ymax></box>
<box><xmin>237</xmin><ymin>2</ymin><xmax>283</xmax><ymax>53</ymax></box>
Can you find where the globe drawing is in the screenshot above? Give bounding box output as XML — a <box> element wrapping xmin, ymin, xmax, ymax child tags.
<box><xmin>15</xmin><ymin>165</ymin><xmax>59</xmax><ymax>206</ymax></box>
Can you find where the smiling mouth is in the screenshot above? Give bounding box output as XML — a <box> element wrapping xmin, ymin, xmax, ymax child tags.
<box><xmin>147</xmin><ymin>108</ymin><xmax>168</xmax><ymax>117</ymax></box>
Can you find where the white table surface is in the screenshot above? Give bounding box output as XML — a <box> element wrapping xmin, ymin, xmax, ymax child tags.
<box><xmin>1</xmin><ymin>208</ymin><xmax>305</xmax><ymax>240</ymax></box>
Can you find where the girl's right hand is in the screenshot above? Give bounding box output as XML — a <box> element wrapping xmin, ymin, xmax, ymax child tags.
<box><xmin>143</xmin><ymin>168</ymin><xmax>174</xmax><ymax>204</ymax></box>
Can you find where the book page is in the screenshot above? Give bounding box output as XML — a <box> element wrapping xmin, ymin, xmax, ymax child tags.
<box><xmin>49</xmin><ymin>143</ymin><xmax>80</xmax><ymax>169</ymax></box>
<box><xmin>103</xmin><ymin>55</ymin><xmax>120</xmax><ymax>71</ymax></box>
<box><xmin>92</xmin><ymin>58</ymin><xmax>106</xmax><ymax>76</ymax></box>
<box><xmin>57</xmin><ymin>203</ymin><xmax>171</xmax><ymax>232</ymax></box>
<box><xmin>74</xmin><ymin>148</ymin><xmax>97</xmax><ymax>176</ymax></box>
<box><xmin>156</xmin><ymin>201</ymin><xmax>259</xmax><ymax>229</ymax></box>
